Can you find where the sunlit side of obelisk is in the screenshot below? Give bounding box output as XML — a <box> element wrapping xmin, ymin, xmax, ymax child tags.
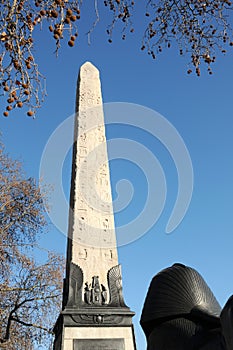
<box><xmin>53</xmin><ymin>62</ymin><xmax>136</xmax><ymax>350</ymax></box>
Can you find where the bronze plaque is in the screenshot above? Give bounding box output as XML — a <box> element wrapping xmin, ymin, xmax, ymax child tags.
<box><xmin>73</xmin><ymin>338</ymin><xmax>125</xmax><ymax>350</ymax></box>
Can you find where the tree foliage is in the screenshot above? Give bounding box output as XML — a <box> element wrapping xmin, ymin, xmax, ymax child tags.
<box><xmin>0</xmin><ymin>142</ymin><xmax>64</xmax><ymax>349</ymax></box>
<box><xmin>1</xmin><ymin>0</ymin><xmax>233</xmax><ymax>117</ymax></box>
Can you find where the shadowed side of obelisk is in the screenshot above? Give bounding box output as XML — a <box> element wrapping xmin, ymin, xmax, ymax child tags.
<box><xmin>53</xmin><ymin>62</ymin><xmax>136</xmax><ymax>350</ymax></box>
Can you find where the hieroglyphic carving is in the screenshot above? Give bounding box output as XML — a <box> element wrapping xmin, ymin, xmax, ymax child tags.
<box><xmin>78</xmin><ymin>248</ymin><xmax>87</xmax><ymax>260</ymax></box>
<box><xmin>103</xmin><ymin>250</ymin><xmax>113</xmax><ymax>261</ymax></box>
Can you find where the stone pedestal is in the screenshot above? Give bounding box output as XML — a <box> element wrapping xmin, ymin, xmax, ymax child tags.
<box><xmin>54</xmin><ymin>308</ymin><xmax>136</xmax><ymax>350</ymax></box>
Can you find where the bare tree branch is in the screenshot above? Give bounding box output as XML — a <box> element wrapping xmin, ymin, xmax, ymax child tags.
<box><xmin>0</xmin><ymin>141</ymin><xmax>64</xmax><ymax>349</ymax></box>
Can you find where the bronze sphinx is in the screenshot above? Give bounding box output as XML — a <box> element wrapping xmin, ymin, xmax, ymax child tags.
<box><xmin>140</xmin><ymin>263</ymin><xmax>233</xmax><ymax>349</ymax></box>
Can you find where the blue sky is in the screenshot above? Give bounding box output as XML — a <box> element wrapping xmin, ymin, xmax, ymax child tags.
<box><xmin>1</xmin><ymin>3</ymin><xmax>233</xmax><ymax>349</ymax></box>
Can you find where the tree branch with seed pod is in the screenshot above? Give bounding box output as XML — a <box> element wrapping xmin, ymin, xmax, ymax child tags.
<box><xmin>0</xmin><ymin>0</ymin><xmax>233</xmax><ymax>117</ymax></box>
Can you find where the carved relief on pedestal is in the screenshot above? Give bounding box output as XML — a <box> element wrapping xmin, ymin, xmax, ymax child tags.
<box><xmin>65</xmin><ymin>263</ymin><xmax>128</xmax><ymax>309</ymax></box>
<box><xmin>66</xmin><ymin>263</ymin><xmax>84</xmax><ymax>307</ymax></box>
<box><xmin>107</xmin><ymin>265</ymin><xmax>127</xmax><ymax>308</ymax></box>
<box><xmin>84</xmin><ymin>276</ymin><xmax>108</xmax><ymax>306</ymax></box>
<box><xmin>70</xmin><ymin>314</ymin><xmax>126</xmax><ymax>326</ymax></box>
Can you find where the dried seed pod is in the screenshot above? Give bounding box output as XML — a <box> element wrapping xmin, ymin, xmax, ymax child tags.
<box><xmin>51</xmin><ymin>10</ymin><xmax>58</xmax><ymax>18</ymax></box>
<box><xmin>54</xmin><ymin>29</ymin><xmax>62</xmax><ymax>36</ymax></box>
<box><xmin>27</xmin><ymin>110</ymin><xmax>34</xmax><ymax>117</ymax></box>
<box><xmin>5</xmin><ymin>42</ymin><xmax>13</xmax><ymax>51</ymax></box>
<box><xmin>70</xmin><ymin>15</ymin><xmax>77</xmax><ymax>21</ymax></box>
<box><xmin>17</xmin><ymin>101</ymin><xmax>23</xmax><ymax>108</ymax></box>
<box><xmin>64</xmin><ymin>17</ymin><xmax>70</xmax><ymax>24</ymax></box>
<box><xmin>196</xmin><ymin>67</ymin><xmax>201</xmax><ymax>76</ymax></box>
<box><xmin>66</xmin><ymin>9</ymin><xmax>72</xmax><ymax>16</ymax></box>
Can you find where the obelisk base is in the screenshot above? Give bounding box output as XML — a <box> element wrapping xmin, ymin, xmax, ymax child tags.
<box><xmin>54</xmin><ymin>308</ymin><xmax>136</xmax><ymax>350</ymax></box>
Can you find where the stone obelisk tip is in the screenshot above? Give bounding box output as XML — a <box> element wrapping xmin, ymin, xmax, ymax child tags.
<box><xmin>76</xmin><ymin>61</ymin><xmax>101</xmax><ymax>113</ymax></box>
<box><xmin>81</xmin><ymin>61</ymin><xmax>98</xmax><ymax>69</ymax></box>
<box><xmin>79</xmin><ymin>61</ymin><xmax>99</xmax><ymax>79</ymax></box>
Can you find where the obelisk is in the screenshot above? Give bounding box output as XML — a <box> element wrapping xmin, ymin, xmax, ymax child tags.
<box><xmin>53</xmin><ymin>62</ymin><xmax>136</xmax><ymax>350</ymax></box>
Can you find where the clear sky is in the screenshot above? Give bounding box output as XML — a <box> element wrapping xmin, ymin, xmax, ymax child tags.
<box><xmin>1</xmin><ymin>3</ymin><xmax>233</xmax><ymax>349</ymax></box>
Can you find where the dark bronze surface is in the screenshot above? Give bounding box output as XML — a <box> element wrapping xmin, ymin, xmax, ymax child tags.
<box><xmin>140</xmin><ymin>263</ymin><xmax>233</xmax><ymax>350</ymax></box>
